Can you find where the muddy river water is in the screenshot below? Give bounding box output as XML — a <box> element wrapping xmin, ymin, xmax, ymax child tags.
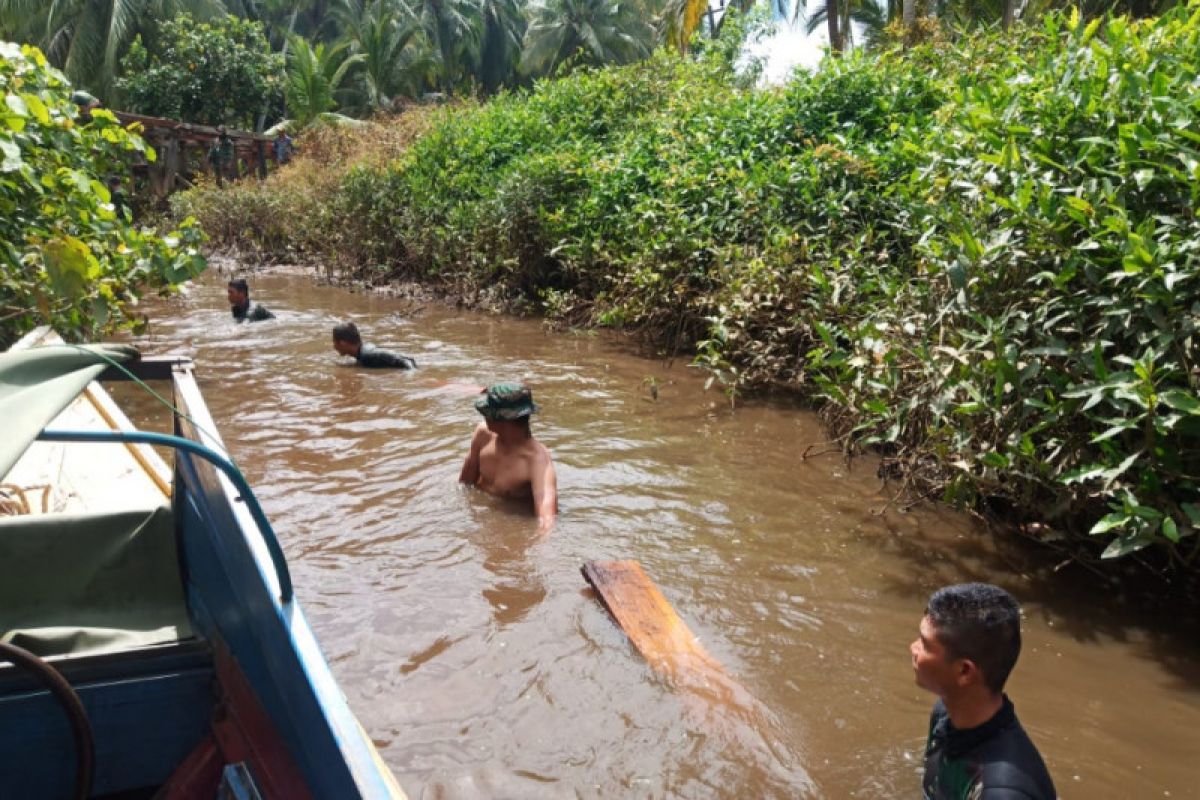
<box><xmin>122</xmin><ymin>270</ymin><xmax>1200</xmax><ymax>798</ymax></box>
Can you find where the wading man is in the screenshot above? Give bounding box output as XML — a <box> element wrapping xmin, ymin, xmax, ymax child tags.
<box><xmin>458</xmin><ymin>383</ymin><xmax>557</xmax><ymax>534</ymax></box>
<box><xmin>332</xmin><ymin>321</ymin><xmax>416</xmax><ymax>369</ymax></box>
<box><xmin>227</xmin><ymin>278</ymin><xmax>275</xmax><ymax>322</ymax></box>
<box><xmin>912</xmin><ymin>583</ymin><xmax>1056</xmax><ymax>800</ymax></box>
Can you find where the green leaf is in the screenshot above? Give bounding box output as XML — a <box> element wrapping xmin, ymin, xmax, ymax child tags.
<box><xmin>1090</xmin><ymin>423</ymin><xmax>1133</xmax><ymax>443</ymax></box>
<box><xmin>20</xmin><ymin>93</ymin><xmax>49</xmax><ymax>124</ymax></box>
<box><xmin>1064</xmin><ymin>196</ymin><xmax>1092</xmax><ymax>215</ymax></box>
<box><xmin>1102</xmin><ymin>451</ymin><xmax>1142</xmax><ymax>486</ymax></box>
<box><xmin>1160</xmin><ymin>390</ymin><xmax>1200</xmax><ymax>415</ymax></box>
<box><xmin>0</xmin><ymin>138</ymin><xmax>21</xmax><ymax>172</ymax></box>
<box><xmin>1101</xmin><ymin>533</ymin><xmax>1152</xmax><ymax>559</ymax></box>
<box><xmin>42</xmin><ymin>236</ymin><xmax>101</xmax><ymax>299</ymax></box>
<box><xmin>981</xmin><ymin>451</ymin><xmax>1009</xmax><ymax>468</ymax></box>
<box><xmin>1090</xmin><ymin>513</ymin><xmax>1127</xmax><ymax>535</ymax></box>
<box><xmin>1161</xmin><ymin>517</ymin><xmax>1179</xmax><ymax>543</ymax></box>
<box><xmin>5</xmin><ymin>94</ymin><xmax>28</xmax><ymax>117</ymax></box>
<box><xmin>1081</xmin><ymin>15</ymin><xmax>1103</xmax><ymax>43</ymax></box>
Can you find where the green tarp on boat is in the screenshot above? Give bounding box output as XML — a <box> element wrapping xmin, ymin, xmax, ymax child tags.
<box><xmin>0</xmin><ymin>343</ymin><xmax>192</xmax><ymax>658</ymax></box>
<box><xmin>0</xmin><ymin>343</ymin><xmax>139</xmax><ymax>480</ymax></box>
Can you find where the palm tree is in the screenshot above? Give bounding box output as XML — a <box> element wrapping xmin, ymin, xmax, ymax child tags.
<box><xmin>476</xmin><ymin>0</ymin><xmax>525</xmax><ymax>92</ymax></box>
<box><xmin>520</xmin><ymin>0</ymin><xmax>654</xmax><ymax>78</ymax></box>
<box><xmin>230</xmin><ymin>0</ymin><xmax>330</xmax><ymax>44</ymax></box>
<box><xmin>659</xmin><ymin>0</ymin><xmax>709</xmax><ymax>50</ymax></box>
<box><xmin>0</xmin><ymin>0</ymin><xmax>226</xmax><ymax>100</ymax></box>
<box><xmin>412</xmin><ymin>0</ymin><xmax>480</xmax><ymax>91</ymax></box>
<box><xmin>285</xmin><ymin>35</ymin><xmax>364</xmax><ymax>127</ymax></box>
<box><xmin>334</xmin><ymin>0</ymin><xmax>431</xmax><ymax>109</ymax></box>
<box><xmin>804</xmin><ymin>0</ymin><xmax>886</xmax><ymax>50</ymax></box>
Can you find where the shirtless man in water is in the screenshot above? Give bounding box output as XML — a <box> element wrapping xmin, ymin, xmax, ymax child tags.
<box><xmin>458</xmin><ymin>383</ymin><xmax>558</xmax><ymax>534</ymax></box>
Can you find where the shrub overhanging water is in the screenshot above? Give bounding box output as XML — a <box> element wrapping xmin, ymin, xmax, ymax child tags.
<box><xmin>174</xmin><ymin>5</ymin><xmax>1200</xmax><ymax>572</ymax></box>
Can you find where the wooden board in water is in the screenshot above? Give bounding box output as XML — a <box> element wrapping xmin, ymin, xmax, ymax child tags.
<box><xmin>581</xmin><ymin>560</ymin><xmax>727</xmax><ymax>686</ymax></box>
<box><xmin>583</xmin><ymin>560</ymin><xmax>811</xmax><ymax>789</ymax></box>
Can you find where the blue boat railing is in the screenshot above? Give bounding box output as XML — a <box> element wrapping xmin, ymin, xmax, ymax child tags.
<box><xmin>37</xmin><ymin>429</ymin><xmax>294</xmax><ymax>604</ymax></box>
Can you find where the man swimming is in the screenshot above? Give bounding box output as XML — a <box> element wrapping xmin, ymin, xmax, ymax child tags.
<box><xmin>458</xmin><ymin>383</ymin><xmax>558</xmax><ymax>534</ymax></box>
<box><xmin>332</xmin><ymin>321</ymin><xmax>416</xmax><ymax>369</ymax></box>
<box><xmin>227</xmin><ymin>278</ymin><xmax>275</xmax><ymax>322</ymax></box>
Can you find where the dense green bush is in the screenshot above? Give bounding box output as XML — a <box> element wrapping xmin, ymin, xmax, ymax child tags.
<box><xmin>119</xmin><ymin>15</ymin><xmax>284</xmax><ymax>129</ymax></box>
<box><xmin>174</xmin><ymin>4</ymin><xmax>1200</xmax><ymax>570</ymax></box>
<box><xmin>1</xmin><ymin>42</ymin><xmax>205</xmax><ymax>349</ymax></box>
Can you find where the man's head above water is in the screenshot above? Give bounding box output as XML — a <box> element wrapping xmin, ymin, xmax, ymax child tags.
<box><xmin>912</xmin><ymin>583</ymin><xmax>1021</xmax><ymax>700</ymax></box>
<box><xmin>474</xmin><ymin>383</ymin><xmax>538</xmax><ymax>436</ymax></box>
<box><xmin>227</xmin><ymin>278</ymin><xmax>250</xmax><ymax>309</ymax></box>
<box><xmin>332</xmin><ymin>320</ymin><xmax>362</xmax><ymax>357</ymax></box>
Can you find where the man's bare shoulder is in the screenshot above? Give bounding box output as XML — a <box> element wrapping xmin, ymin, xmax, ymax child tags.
<box><xmin>528</xmin><ymin>437</ymin><xmax>554</xmax><ymax>464</ymax></box>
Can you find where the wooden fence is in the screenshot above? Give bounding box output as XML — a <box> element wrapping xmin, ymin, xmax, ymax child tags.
<box><xmin>112</xmin><ymin>111</ymin><xmax>282</xmax><ymax>199</ymax></box>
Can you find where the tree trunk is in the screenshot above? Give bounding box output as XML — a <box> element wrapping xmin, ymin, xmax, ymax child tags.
<box><xmin>1002</xmin><ymin>0</ymin><xmax>1016</xmax><ymax>30</ymax></box>
<box><xmin>827</xmin><ymin>0</ymin><xmax>842</xmax><ymax>53</ymax></box>
<box><xmin>902</xmin><ymin>0</ymin><xmax>917</xmax><ymax>44</ymax></box>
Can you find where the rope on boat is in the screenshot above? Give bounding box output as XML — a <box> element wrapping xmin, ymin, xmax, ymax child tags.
<box><xmin>0</xmin><ymin>483</ymin><xmax>51</xmax><ymax>515</ymax></box>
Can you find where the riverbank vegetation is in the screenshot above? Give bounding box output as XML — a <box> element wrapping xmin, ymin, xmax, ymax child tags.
<box><xmin>173</xmin><ymin>4</ymin><xmax>1200</xmax><ymax>577</ymax></box>
<box><xmin>0</xmin><ymin>43</ymin><xmax>205</xmax><ymax>350</ymax></box>
<box><xmin>1</xmin><ymin>0</ymin><xmax>1179</xmax><ymax>128</ymax></box>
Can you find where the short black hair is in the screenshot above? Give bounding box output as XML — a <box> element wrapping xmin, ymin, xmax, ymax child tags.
<box><xmin>228</xmin><ymin>278</ymin><xmax>249</xmax><ymax>294</ymax></box>
<box><xmin>332</xmin><ymin>321</ymin><xmax>361</xmax><ymax>345</ymax></box>
<box><xmin>926</xmin><ymin>583</ymin><xmax>1021</xmax><ymax>695</ymax></box>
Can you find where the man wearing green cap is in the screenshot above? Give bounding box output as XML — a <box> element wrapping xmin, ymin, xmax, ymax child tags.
<box><xmin>459</xmin><ymin>383</ymin><xmax>558</xmax><ymax>534</ymax></box>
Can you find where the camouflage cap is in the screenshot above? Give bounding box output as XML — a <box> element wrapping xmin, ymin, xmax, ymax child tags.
<box><xmin>474</xmin><ymin>383</ymin><xmax>539</xmax><ymax>420</ymax></box>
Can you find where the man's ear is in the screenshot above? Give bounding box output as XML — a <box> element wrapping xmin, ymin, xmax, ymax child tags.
<box><xmin>955</xmin><ymin>657</ymin><xmax>982</xmax><ymax>688</ymax></box>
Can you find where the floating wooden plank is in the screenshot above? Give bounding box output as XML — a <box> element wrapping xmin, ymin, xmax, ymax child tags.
<box><xmin>583</xmin><ymin>560</ymin><xmax>814</xmax><ymax>791</ymax></box>
<box><xmin>580</xmin><ymin>561</ymin><xmax>729</xmax><ymax>690</ymax></box>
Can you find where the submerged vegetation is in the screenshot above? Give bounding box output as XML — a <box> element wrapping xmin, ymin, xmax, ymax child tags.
<box><xmin>175</xmin><ymin>4</ymin><xmax>1200</xmax><ymax>575</ymax></box>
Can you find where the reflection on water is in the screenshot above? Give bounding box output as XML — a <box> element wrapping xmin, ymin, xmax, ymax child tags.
<box><xmin>119</xmin><ymin>269</ymin><xmax>1200</xmax><ymax>799</ymax></box>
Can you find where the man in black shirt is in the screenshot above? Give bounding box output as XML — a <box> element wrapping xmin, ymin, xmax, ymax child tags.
<box><xmin>332</xmin><ymin>321</ymin><xmax>416</xmax><ymax>369</ymax></box>
<box><xmin>911</xmin><ymin>583</ymin><xmax>1056</xmax><ymax>800</ymax></box>
<box><xmin>227</xmin><ymin>278</ymin><xmax>275</xmax><ymax>322</ymax></box>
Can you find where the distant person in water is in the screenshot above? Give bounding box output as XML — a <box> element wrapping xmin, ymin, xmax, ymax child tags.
<box><xmin>331</xmin><ymin>321</ymin><xmax>416</xmax><ymax>369</ymax></box>
<box><xmin>913</xmin><ymin>583</ymin><xmax>1055</xmax><ymax>800</ymax></box>
<box><xmin>459</xmin><ymin>383</ymin><xmax>557</xmax><ymax>534</ymax></box>
<box><xmin>227</xmin><ymin>278</ymin><xmax>275</xmax><ymax>322</ymax></box>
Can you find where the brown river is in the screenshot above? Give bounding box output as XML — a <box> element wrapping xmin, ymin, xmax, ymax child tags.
<box><xmin>121</xmin><ymin>269</ymin><xmax>1200</xmax><ymax>798</ymax></box>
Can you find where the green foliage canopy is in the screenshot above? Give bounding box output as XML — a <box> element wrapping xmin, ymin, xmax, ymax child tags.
<box><xmin>118</xmin><ymin>14</ymin><xmax>284</xmax><ymax>128</ymax></box>
<box><xmin>1</xmin><ymin>42</ymin><xmax>205</xmax><ymax>349</ymax></box>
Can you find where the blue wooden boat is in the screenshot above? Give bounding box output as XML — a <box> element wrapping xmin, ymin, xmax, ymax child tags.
<box><xmin>0</xmin><ymin>330</ymin><xmax>405</xmax><ymax>799</ymax></box>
